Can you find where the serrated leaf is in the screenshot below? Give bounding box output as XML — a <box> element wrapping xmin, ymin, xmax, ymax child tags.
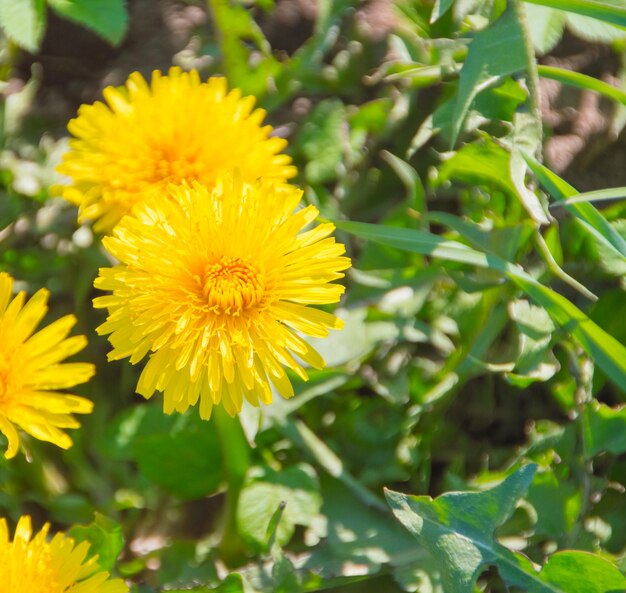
<box><xmin>68</xmin><ymin>514</ymin><xmax>124</xmax><ymax>573</ymax></box>
<box><xmin>385</xmin><ymin>465</ymin><xmax>558</xmax><ymax>593</ymax></box>
<box><xmin>451</xmin><ymin>6</ymin><xmax>528</xmax><ymax>145</ymax></box>
<box><xmin>47</xmin><ymin>0</ymin><xmax>128</xmax><ymax>46</ymax></box>
<box><xmin>0</xmin><ymin>0</ymin><xmax>45</xmax><ymax>52</ymax></box>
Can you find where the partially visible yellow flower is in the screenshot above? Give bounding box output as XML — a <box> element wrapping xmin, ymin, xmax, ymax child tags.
<box><xmin>0</xmin><ymin>273</ymin><xmax>95</xmax><ymax>459</ymax></box>
<box><xmin>94</xmin><ymin>174</ymin><xmax>351</xmax><ymax>418</ymax></box>
<box><xmin>56</xmin><ymin>67</ymin><xmax>296</xmax><ymax>232</ymax></box>
<box><xmin>0</xmin><ymin>515</ymin><xmax>128</xmax><ymax>593</ymax></box>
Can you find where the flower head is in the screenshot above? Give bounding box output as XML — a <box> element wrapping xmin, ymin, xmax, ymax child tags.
<box><xmin>0</xmin><ymin>515</ymin><xmax>127</xmax><ymax>593</ymax></box>
<box><xmin>0</xmin><ymin>273</ymin><xmax>95</xmax><ymax>458</ymax></box>
<box><xmin>94</xmin><ymin>175</ymin><xmax>351</xmax><ymax>418</ymax></box>
<box><xmin>56</xmin><ymin>67</ymin><xmax>296</xmax><ymax>232</ymax></box>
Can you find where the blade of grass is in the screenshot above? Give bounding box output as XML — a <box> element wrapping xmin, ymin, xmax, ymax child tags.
<box><xmin>550</xmin><ymin>187</ymin><xmax>626</xmax><ymax>207</ymax></box>
<box><xmin>523</xmin><ymin>153</ymin><xmax>626</xmax><ymax>259</ymax></box>
<box><xmin>337</xmin><ymin>219</ymin><xmax>626</xmax><ymax>390</ymax></box>
<box><xmin>538</xmin><ymin>65</ymin><xmax>626</xmax><ymax>105</ymax></box>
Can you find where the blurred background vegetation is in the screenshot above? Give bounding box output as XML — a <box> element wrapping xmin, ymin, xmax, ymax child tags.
<box><xmin>1</xmin><ymin>0</ymin><xmax>626</xmax><ymax>592</ymax></box>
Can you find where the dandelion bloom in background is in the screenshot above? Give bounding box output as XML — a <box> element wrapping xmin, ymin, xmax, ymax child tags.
<box><xmin>0</xmin><ymin>515</ymin><xmax>127</xmax><ymax>593</ymax></box>
<box><xmin>94</xmin><ymin>174</ymin><xmax>351</xmax><ymax>418</ymax></box>
<box><xmin>0</xmin><ymin>273</ymin><xmax>95</xmax><ymax>459</ymax></box>
<box><xmin>56</xmin><ymin>67</ymin><xmax>296</xmax><ymax>232</ymax></box>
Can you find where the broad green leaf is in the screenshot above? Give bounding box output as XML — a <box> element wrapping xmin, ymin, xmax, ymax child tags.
<box><xmin>336</xmin><ymin>219</ymin><xmax>626</xmax><ymax>390</ymax></box>
<box><xmin>385</xmin><ymin>465</ymin><xmax>553</xmax><ymax>593</ymax></box>
<box><xmin>0</xmin><ymin>0</ymin><xmax>45</xmax><ymax>52</ymax></box>
<box><xmin>277</xmin><ymin>416</ymin><xmax>388</xmax><ymax>511</ymax></box>
<box><xmin>525</xmin><ymin>3</ymin><xmax>566</xmax><ymax>54</ymax></box>
<box><xmin>68</xmin><ymin>514</ymin><xmax>124</xmax><ymax>573</ymax></box>
<box><xmin>583</xmin><ymin>401</ymin><xmax>626</xmax><ymax>456</ymax></box>
<box><xmin>47</xmin><ymin>0</ymin><xmax>128</xmax><ymax>46</ymax></box>
<box><xmin>538</xmin><ymin>65</ymin><xmax>626</xmax><ymax>106</ymax></box>
<box><xmin>524</xmin><ymin>153</ymin><xmax>626</xmax><ymax>259</ymax></box>
<box><xmin>236</xmin><ymin>464</ymin><xmax>321</xmax><ymax>548</ymax></box>
<box><xmin>566</xmin><ymin>9</ymin><xmax>626</xmax><ymax>41</ymax></box>
<box><xmin>114</xmin><ymin>404</ymin><xmax>225</xmax><ymax>500</ymax></box>
<box><xmin>541</xmin><ymin>551</ymin><xmax>626</xmax><ymax>592</ymax></box>
<box><xmin>320</xmin><ymin>475</ymin><xmax>429</xmax><ymax>567</ymax></box>
<box><xmin>451</xmin><ymin>6</ymin><xmax>528</xmax><ymax>145</ymax></box>
<box><xmin>524</xmin><ymin>0</ymin><xmax>626</xmax><ymax>29</ymax></box>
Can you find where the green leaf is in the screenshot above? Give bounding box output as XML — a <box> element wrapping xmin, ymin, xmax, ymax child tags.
<box><xmin>523</xmin><ymin>153</ymin><xmax>626</xmax><ymax>259</ymax></box>
<box><xmin>207</xmin><ymin>0</ymin><xmax>279</xmax><ymax>98</ymax></box>
<box><xmin>451</xmin><ymin>6</ymin><xmax>528</xmax><ymax>145</ymax></box>
<box><xmin>525</xmin><ymin>4</ymin><xmax>566</xmax><ymax>54</ymax></box>
<box><xmin>385</xmin><ymin>465</ymin><xmax>552</xmax><ymax>593</ymax></box>
<box><xmin>47</xmin><ymin>0</ymin><xmax>128</xmax><ymax>46</ymax></box>
<box><xmin>68</xmin><ymin>514</ymin><xmax>124</xmax><ymax>573</ymax></box>
<box><xmin>168</xmin><ymin>574</ymin><xmax>247</xmax><ymax>593</ymax></box>
<box><xmin>0</xmin><ymin>0</ymin><xmax>46</xmax><ymax>52</ymax></box>
<box><xmin>336</xmin><ymin>219</ymin><xmax>626</xmax><ymax>390</ymax></box>
<box><xmin>566</xmin><ymin>7</ymin><xmax>626</xmax><ymax>41</ymax></box>
<box><xmin>541</xmin><ymin>551</ymin><xmax>626</xmax><ymax>592</ymax></box>
<box><xmin>430</xmin><ymin>0</ymin><xmax>455</xmax><ymax>23</ymax></box>
<box><xmin>236</xmin><ymin>464</ymin><xmax>321</xmax><ymax>548</ymax></box>
<box><xmin>437</xmin><ymin>139</ymin><xmax>549</xmax><ymax>225</ymax></box>
<box><xmin>295</xmin><ymin>99</ymin><xmax>347</xmax><ymax>185</ymax></box>
<box><xmin>583</xmin><ymin>401</ymin><xmax>626</xmax><ymax>456</ymax></box>
<box><xmin>526</xmin><ymin>471</ymin><xmax>581</xmax><ymax>538</ymax></box>
<box><xmin>115</xmin><ymin>404</ymin><xmax>225</xmax><ymax>500</ymax></box>
<box><xmin>538</xmin><ymin>65</ymin><xmax>626</xmax><ymax>106</ymax></box>
<box><xmin>524</xmin><ymin>0</ymin><xmax>626</xmax><ymax>29</ymax></box>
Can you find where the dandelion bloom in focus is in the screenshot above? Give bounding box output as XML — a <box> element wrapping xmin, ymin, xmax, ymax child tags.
<box><xmin>0</xmin><ymin>273</ymin><xmax>95</xmax><ymax>459</ymax></box>
<box><xmin>56</xmin><ymin>67</ymin><xmax>296</xmax><ymax>232</ymax></box>
<box><xmin>0</xmin><ymin>515</ymin><xmax>127</xmax><ymax>593</ymax></box>
<box><xmin>94</xmin><ymin>175</ymin><xmax>351</xmax><ymax>418</ymax></box>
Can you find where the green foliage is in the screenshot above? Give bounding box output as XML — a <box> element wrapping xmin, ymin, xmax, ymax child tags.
<box><xmin>0</xmin><ymin>0</ymin><xmax>128</xmax><ymax>50</ymax></box>
<box><xmin>68</xmin><ymin>513</ymin><xmax>125</xmax><ymax>573</ymax></box>
<box><xmin>2</xmin><ymin>0</ymin><xmax>626</xmax><ymax>592</ymax></box>
<box><xmin>0</xmin><ymin>0</ymin><xmax>46</xmax><ymax>52</ymax></box>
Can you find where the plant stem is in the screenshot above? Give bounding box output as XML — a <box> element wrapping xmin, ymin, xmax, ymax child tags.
<box><xmin>214</xmin><ymin>405</ymin><xmax>250</xmax><ymax>566</ymax></box>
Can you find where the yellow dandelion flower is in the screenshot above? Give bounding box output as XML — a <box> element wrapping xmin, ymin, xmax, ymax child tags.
<box><xmin>56</xmin><ymin>67</ymin><xmax>296</xmax><ymax>232</ymax></box>
<box><xmin>0</xmin><ymin>273</ymin><xmax>95</xmax><ymax>459</ymax></box>
<box><xmin>0</xmin><ymin>515</ymin><xmax>128</xmax><ymax>593</ymax></box>
<box><xmin>93</xmin><ymin>174</ymin><xmax>351</xmax><ymax>418</ymax></box>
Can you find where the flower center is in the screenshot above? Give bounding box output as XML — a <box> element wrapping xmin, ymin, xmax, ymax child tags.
<box><xmin>202</xmin><ymin>256</ymin><xmax>265</xmax><ymax>315</ymax></box>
